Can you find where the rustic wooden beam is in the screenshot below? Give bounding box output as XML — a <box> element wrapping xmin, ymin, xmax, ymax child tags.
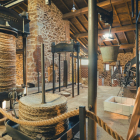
<box><xmin>113</xmin><ymin>5</ymin><xmax>122</xmax><ymax>26</ymax></box>
<box><xmin>22</xmin><ymin>2</ymin><xmax>27</xmax><ymax>7</ymax></box>
<box><xmin>98</xmin><ymin>20</ymin><xmax>103</xmax><ymax>30</ymax></box>
<box><xmin>123</xmin><ymin>32</ymin><xmax>129</xmax><ymax>44</ymax></box>
<box><xmin>125</xmin><ymin>2</ymin><xmax>133</xmax><ymax>24</ymax></box>
<box><xmin>84</xmin><ymin>0</ymin><xmax>88</xmax><ymax>5</ymax></box>
<box><xmin>114</xmin><ymin>33</ymin><xmax>121</xmax><ymax>44</ymax></box>
<box><xmin>18</xmin><ymin>5</ymin><xmax>25</xmax><ymax>11</ymax></box>
<box><xmin>63</xmin><ymin>0</ymin><xmax>131</xmax><ymax>19</ymax></box>
<box><xmin>75</xmin><ymin>17</ymin><xmax>88</xmax><ymax>32</ymax></box>
<box><xmin>13</xmin><ymin>7</ymin><xmax>20</xmax><ymax>13</ymax></box>
<box><xmin>60</xmin><ymin>0</ymin><xmax>70</xmax><ymax>11</ymax></box>
<box><xmin>70</xmin><ymin>25</ymin><xmax>88</xmax><ymax>50</ymax></box>
<box><xmin>74</xmin><ymin>24</ymin><xmax>137</xmax><ymax>38</ymax></box>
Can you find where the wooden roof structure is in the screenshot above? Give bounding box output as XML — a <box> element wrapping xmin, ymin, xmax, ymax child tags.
<box><xmin>0</xmin><ymin>0</ymin><xmax>138</xmax><ymax>55</ymax></box>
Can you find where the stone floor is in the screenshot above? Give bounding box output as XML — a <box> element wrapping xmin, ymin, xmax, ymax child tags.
<box><xmin>0</xmin><ymin>86</ymin><xmax>139</xmax><ymax>140</ymax></box>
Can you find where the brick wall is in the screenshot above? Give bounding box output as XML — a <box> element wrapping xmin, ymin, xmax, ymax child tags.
<box><xmin>26</xmin><ymin>0</ymin><xmax>70</xmax><ymax>85</ymax></box>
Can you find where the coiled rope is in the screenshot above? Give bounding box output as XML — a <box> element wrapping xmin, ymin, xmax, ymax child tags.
<box><xmin>0</xmin><ymin>108</ymin><xmax>125</xmax><ymax>140</ymax></box>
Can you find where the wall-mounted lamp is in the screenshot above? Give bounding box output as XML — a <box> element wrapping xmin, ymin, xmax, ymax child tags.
<box><xmin>45</xmin><ymin>0</ymin><xmax>51</xmax><ymax>5</ymax></box>
<box><xmin>71</xmin><ymin>0</ymin><xmax>76</xmax><ymax>12</ymax></box>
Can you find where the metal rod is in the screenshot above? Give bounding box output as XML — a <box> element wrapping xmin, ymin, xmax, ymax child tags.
<box><xmin>41</xmin><ymin>43</ymin><xmax>45</xmax><ymax>103</ymax></box>
<box><xmin>88</xmin><ymin>0</ymin><xmax>98</xmax><ymax>139</ymax></box>
<box><xmin>79</xmin><ymin>106</ymin><xmax>86</xmax><ymax>140</ymax></box>
<box><xmin>23</xmin><ymin>35</ymin><xmax>27</xmax><ymax>95</ymax></box>
<box><xmin>75</xmin><ymin>69</ymin><xmax>76</xmax><ymax>84</ymax></box>
<box><xmin>72</xmin><ymin>52</ymin><xmax>74</xmax><ymax>97</ymax></box>
<box><xmin>77</xmin><ymin>51</ymin><xmax>80</xmax><ymax>95</ymax></box>
<box><xmin>136</xmin><ymin>0</ymin><xmax>139</xmax><ymax>90</ymax></box>
<box><xmin>38</xmin><ymin>71</ymin><xmax>40</xmax><ymax>93</ymax></box>
<box><xmin>59</xmin><ymin>53</ymin><xmax>61</xmax><ymax>92</ymax></box>
<box><xmin>53</xmin><ymin>52</ymin><xmax>55</xmax><ymax>93</ymax></box>
<box><xmin>131</xmin><ymin>0</ymin><xmax>134</xmax><ymax>17</ymax></box>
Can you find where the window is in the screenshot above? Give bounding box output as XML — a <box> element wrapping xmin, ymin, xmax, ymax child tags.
<box><xmin>81</xmin><ymin>59</ymin><xmax>88</xmax><ymax>65</ymax></box>
<box><xmin>105</xmin><ymin>64</ymin><xmax>109</xmax><ymax>71</ymax></box>
<box><xmin>113</xmin><ymin>66</ymin><xmax>122</xmax><ymax>73</ymax></box>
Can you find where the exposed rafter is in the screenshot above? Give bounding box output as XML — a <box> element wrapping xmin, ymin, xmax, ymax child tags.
<box><xmin>98</xmin><ymin>20</ymin><xmax>103</xmax><ymax>30</ymax></box>
<box><xmin>74</xmin><ymin>24</ymin><xmax>137</xmax><ymax>38</ymax></box>
<box><xmin>60</xmin><ymin>0</ymin><xmax>70</xmax><ymax>11</ymax></box>
<box><xmin>123</xmin><ymin>32</ymin><xmax>129</xmax><ymax>44</ymax></box>
<box><xmin>125</xmin><ymin>2</ymin><xmax>133</xmax><ymax>24</ymax></box>
<box><xmin>113</xmin><ymin>5</ymin><xmax>122</xmax><ymax>26</ymax></box>
<box><xmin>114</xmin><ymin>33</ymin><xmax>121</xmax><ymax>44</ymax></box>
<box><xmin>75</xmin><ymin>17</ymin><xmax>88</xmax><ymax>32</ymax></box>
<box><xmin>63</xmin><ymin>0</ymin><xmax>131</xmax><ymax>19</ymax></box>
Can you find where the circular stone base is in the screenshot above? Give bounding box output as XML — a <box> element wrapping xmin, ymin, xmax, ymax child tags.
<box><xmin>19</xmin><ymin>93</ymin><xmax>68</xmax><ymax>139</ymax></box>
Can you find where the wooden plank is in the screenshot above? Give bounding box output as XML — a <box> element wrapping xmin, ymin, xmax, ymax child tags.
<box><xmin>60</xmin><ymin>0</ymin><xmax>70</xmax><ymax>11</ymax></box>
<box><xmin>63</xmin><ymin>0</ymin><xmax>131</xmax><ymax>19</ymax></box>
<box><xmin>125</xmin><ymin>2</ymin><xmax>133</xmax><ymax>24</ymax></box>
<box><xmin>114</xmin><ymin>33</ymin><xmax>121</xmax><ymax>44</ymax></box>
<box><xmin>127</xmin><ymin>87</ymin><xmax>140</xmax><ymax>140</ymax></box>
<box><xmin>123</xmin><ymin>32</ymin><xmax>129</xmax><ymax>44</ymax></box>
<box><xmin>74</xmin><ymin>24</ymin><xmax>137</xmax><ymax>38</ymax></box>
<box><xmin>113</xmin><ymin>5</ymin><xmax>122</xmax><ymax>26</ymax></box>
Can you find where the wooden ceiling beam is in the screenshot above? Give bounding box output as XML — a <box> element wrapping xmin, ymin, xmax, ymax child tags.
<box><xmin>13</xmin><ymin>7</ymin><xmax>20</xmax><ymax>13</ymax></box>
<box><xmin>113</xmin><ymin>5</ymin><xmax>122</xmax><ymax>26</ymax></box>
<box><xmin>123</xmin><ymin>32</ymin><xmax>129</xmax><ymax>44</ymax></box>
<box><xmin>114</xmin><ymin>33</ymin><xmax>121</xmax><ymax>44</ymax></box>
<box><xmin>63</xmin><ymin>0</ymin><xmax>131</xmax><ymax>19</ymax></box>
<box><xmin>125</xmin><ymin>2</ymin><xmax>133</xmax><ymax>24</ymax></box>
<box><xmin>60</xmin><ymin>0</ymin><xmax>70</xmax><ymax>11</ymax></box>
<box><xmin>98</xmin><ymin>20</ymin><xmax>103</xmax><ymax>30</ymax></box>
<box><xmin>75</xmin><ymin>17</ymin><xmax>88</xmax><ymax>32</ymax></box>
<box><xmin>74</xmin><ymin>24</ymin><xmax>137</xmax><ymax>38</ymax></box>
<box><xmin>18</xmin><ymin>5</ymin><xmax>25</xmax><ymax>11</ymax></box>
<box><xmin>22</xmin><ymin>2</ymin><xmax>27</xmax><ymax>7</ymax></box>
<box><xmin>84</xmin><ymin>0</ymin><xmax>88</xmax><ymax>6</ymax></box>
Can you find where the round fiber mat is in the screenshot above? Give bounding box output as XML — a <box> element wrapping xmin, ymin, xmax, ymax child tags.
<box><xmin>19</xmin><ymin>93</ymin><xmax>68</xmax><ymax>139</ymax></box>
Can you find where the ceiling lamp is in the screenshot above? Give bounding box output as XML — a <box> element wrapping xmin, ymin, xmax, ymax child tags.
<box><xmin>103</xmin><ymin>25</ymin><xmax>114</xmax><ymax>41</ymax></box>
<box><xmin>71</xmin><ymin>0</ymin><xmax>76</xmax><ymax>12</ymax></box>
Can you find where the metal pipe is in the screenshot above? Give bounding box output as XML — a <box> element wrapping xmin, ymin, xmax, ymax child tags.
<box><xmin>23</xmin><ymin>35</ymin><xmax>27</xmax><ymax>95</ymax></box>
<box><xmin>0</xmin><ymin>101</ymin><xmax>3</xmax><ymax>125</ymax></box>
<box><xmin>38</xmin><ymin>71</ymin><xmax>40</xmax><ymax>93</ymax></box>
<box><xmin>53</xmin><ymin>52</ymin><xmax>55</xmax><ymax>93</ymax></box>
<box><xmin>88</xmin><ymin>0</ymin><xmax>98</xmax><ymax>139</ymax></box>
<box><xmin>79</xmin><ymin>106</ymin><xmax>86</xmax><ymax>140</ymax></box>
<box><xmin>77</xmin><ymin>51</ymin><xmax>80</xmax><ymax>95</ymax></box>
<box><xmin>131</xmin><ymin>0</ymin><xmax>134</xmax><ymax>17</ymax></box>
<box><xmin>41</xmin><ymin>43</ymin><xmax>45</xmax><ymax>103</ymax></box>
<box><xmin>72</xmin><ymin>52</ymin><xmax>74</xmax><ymax>97</ymax></box>
<box><xmin>136</xmin><ymin>0</ymin><xmax>139</xmax><ymax>90</ymax></box>
<box><xmin>59</xmin><ymin>53</ymin><xmax>61</xmax><ymax>92</ymax></box>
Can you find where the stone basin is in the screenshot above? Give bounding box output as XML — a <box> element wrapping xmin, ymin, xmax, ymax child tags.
<box><xmin>104</xmin><ymin>96</ymin><xmax>135</xmax><ymax>116</ymax></box>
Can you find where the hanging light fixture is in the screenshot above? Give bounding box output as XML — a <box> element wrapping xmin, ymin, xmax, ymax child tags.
<box><xmin>71</xmin><ymin>0</ymin><xmax>76</xmax><ymax>12</ymax></box>
<box><xmin>103</xmin><ymin>0</ymin><xmax>114</xmax><ymax>41</ymax></box>
<box><xmin>103</xmin><ymin>25</ymin><xmax>114</xmax><ymax>41</ymax></box>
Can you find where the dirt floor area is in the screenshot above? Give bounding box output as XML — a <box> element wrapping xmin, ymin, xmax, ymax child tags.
<box><xmin>0</xmin><ymin>86</ymin><xmax>139</xmax><ymax>140</ymax></box>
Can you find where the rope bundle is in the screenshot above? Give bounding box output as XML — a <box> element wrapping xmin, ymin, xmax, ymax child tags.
<box><xmin>0</xmin><ymin>107</ymin><xmax>125</xmax><ymax>140</ymax></box>
<box><xmin>19</xmin><ymin>93</ymin><xmax>68</xmax><ymax>139</ymax></box>
<box><xmin>0</xmin><ymin>33</ymin><xmax>16</xmax><ymax>92</ymax></box>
